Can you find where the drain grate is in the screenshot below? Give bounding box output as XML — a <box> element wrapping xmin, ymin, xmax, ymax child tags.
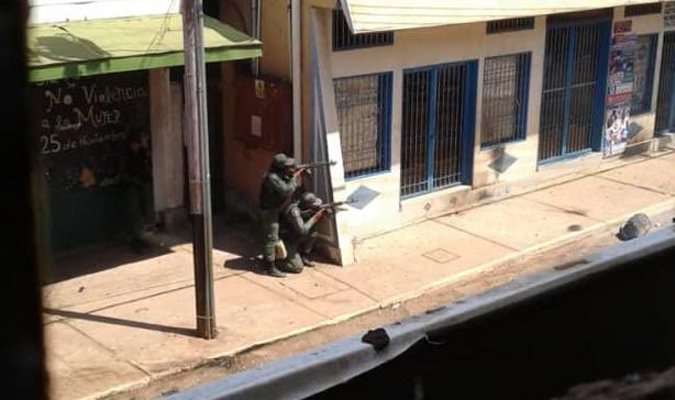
<box><xmin>423</xmin><ymin>248</ymin><xmax>460</xmax><ymax>264</ymax></box>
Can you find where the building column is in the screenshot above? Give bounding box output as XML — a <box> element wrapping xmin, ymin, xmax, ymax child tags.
<box><xmin>150</xmin><ymin>67</ymin><xmax>186</xmax><ymax>231</ymax></box>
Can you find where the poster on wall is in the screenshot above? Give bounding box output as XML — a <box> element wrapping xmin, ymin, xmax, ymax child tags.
<box><xmin>604</xmin><ymin>33</ymin><xmax>636</xmax><ymax>157</ymax></box>
<box><xmin>665</xmin><ymin>2</ymin><xmax>675</xmax><ymax>29</ymax></box>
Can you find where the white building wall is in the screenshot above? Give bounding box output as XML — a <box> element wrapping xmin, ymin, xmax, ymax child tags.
<box><xmin>28</xmin><ymin>0</ymin><xmax>179</xmax><ymax>24</ymax></box>
<box><xmin>325</xmin><ymin>9</ymin><xmax>549</xmax><ymax>246</ymax></box>
<box><xmin>619</xmin><ymin>7</ymin><xmax>667</xmax><ymax>146</ymax></box>
<box><xmin>300</xmin><ymin>4</ymin><xmax>673</xmax><ymax>264</ymax></box>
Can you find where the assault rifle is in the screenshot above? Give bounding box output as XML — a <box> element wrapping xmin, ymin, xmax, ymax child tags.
<box><xmin>292</xmin><ymin>160</ymin><xmax>336</xmax><ymax>178</ymax></box>
<box><xmin>318</xmin><ymin>200</ymin><xmax>356</xmax><ymax>213</ymax></box>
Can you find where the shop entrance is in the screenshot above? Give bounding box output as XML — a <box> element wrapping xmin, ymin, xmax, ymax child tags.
<box><xmin>400</xmin><ymin>61</ymin><xmax>477</xmax><ymax>199</ymax></box>
<box><xmin>538</xmin><ymin>16</ymin><xmax>611</xmax><ymax>163</ymax></box>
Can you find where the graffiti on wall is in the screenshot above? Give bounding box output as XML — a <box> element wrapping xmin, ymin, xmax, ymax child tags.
<box><xmin>34</xmin><ymin>72</ymin><xmax>150</xmax><ymax>191</ymax></box>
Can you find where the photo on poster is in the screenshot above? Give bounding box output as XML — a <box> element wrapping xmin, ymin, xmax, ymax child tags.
<box><xmin>603</xmin><ymin>103</ymin><xmax>631</xmax><ymax>156</ymax></box>
<box><xmin>604</xmin><ymin>34</ymin><xmax>636</xmax><ymax>157</ymax></box>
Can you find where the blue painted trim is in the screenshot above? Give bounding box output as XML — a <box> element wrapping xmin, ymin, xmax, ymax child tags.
<box><xmin>403</xmin><ymin>59</ymin><xmax>477</xmax><ymax>74</ymax></box>
<box><xmin>400</xmin><ymin>59</ymin><xmax>479</xmax><ymax>197</ymax></box>
<box><xmin>379</xmin><ymin>72</ymin><xmax>393</xmax><ymax>172</ymax></box>
<box><xmin>518</xmin><ymin>52</ymin><xmax>532</xmax><ymax>141</ymax></box>
<box><xmin>338</xmin><ymin>70</ymin><xmax>394</xmax><ymax>180</ymax></box>
<box><xmin>631</xmin><ymin>34</ymin><xmax>658</xmax><ymax>116</ymax></box>
<box><xmin>667</xmin><ymin>70</ymin><xmax>675</xmax><ymax>131</ymax></box>
<box><xmin>461</xmin><ymin>60</ymin><xmax>478</xmax><ymax>185</ymax></box>
<box><xmin>537</xmin><ymin>148</ymin><xmax>593</xmax><ymax>166</ymax></box>
<box><xmin>344</xmin><ymin>169</ymin><xmax>391</xmax><ymax>182</ymax></box>
<box><xmin>481</xmin><ymin>137</ymin><xmax>528</xmax><ymax>152</ymax></box>
<box><xmin>400</xmin><ymin>181</ymin><xmax>464</xmax><ymax>201</ymax></box>
<box><xmin>560</xmin><ymin>26</ymin><xmax>576</xmax><ymax>156</ymax></box>
<box><xmin>426</xmin><ymin>69</ymin><xmax>439</xmax><ymax>193</ymax></box>
<box><xmin>592</xmin><ymin>20</ymin><xmax>611</xmax><ymax>152</ymax></box>
<box><xmin>539</xmin><ymin>17</ymin><xmax>611</xmax><ymax>164</ymax></box>
<box><xmin>480</xmin><ymin>52</ymin><xmax>532</xmax><ymax>149</ymax></box>
<box><xmin>546</xmin><ymin>15</ymin><xmax>611</xmax><ymax>29</ymax></box>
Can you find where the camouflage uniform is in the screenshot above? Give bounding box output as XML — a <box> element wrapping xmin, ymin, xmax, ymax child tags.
<box><xmin>259</xmin><ymin>153</ymin><xmax>300</xmax><ymax>277</ymax></box>
<box><xmin>279</xmin><ymin>192</ymin><xmax>324</xmax><ymax>273</ymax></box>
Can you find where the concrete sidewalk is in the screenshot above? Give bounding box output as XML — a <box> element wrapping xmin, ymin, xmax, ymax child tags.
<box><xmin>43</xmin><ymin>150</ymin><xmax>675</xmax><ymax>400</ymax></box>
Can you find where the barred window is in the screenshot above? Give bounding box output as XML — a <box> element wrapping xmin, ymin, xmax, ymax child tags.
<box><xmin>334</xmin><ymin>73</ymin><xmax>392</xmax><ymax>178</ymax></box>
<box><xmin>486</xmin><ymin>18</ymin><xmax>535</xmax><ymax>34</ymax></box>
<box><xmin>481</xmin><ymin>52</ymin><xmax>531</xmax><ymax>147</ymax></box>
<box><xmin>625</xmin><ymin>3</ymin><xmax>662</xmax><ymax>17</ymax></box>
<box><xmin>631</xmin><ymin>34</ymin><xmax>658</xmax><ymax>115</ymax></box>
<box><xmin>332</xmin><ymin>9</ymin><xmax>394</xmax><ymax>51</ymax></box>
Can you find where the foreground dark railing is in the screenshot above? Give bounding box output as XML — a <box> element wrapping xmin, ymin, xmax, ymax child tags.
<box><xmin>168</xmin><ymin>226</ymin><xmax>675</xmax><ymax>400</ymax></box>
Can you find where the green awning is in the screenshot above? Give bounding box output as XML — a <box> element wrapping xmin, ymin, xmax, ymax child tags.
<box><xmin>28</xmin><ymin>14</ymin><xmax>262</xmax><ymax>82</ymax></box>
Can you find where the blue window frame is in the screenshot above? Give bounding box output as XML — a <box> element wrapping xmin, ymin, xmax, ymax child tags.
<box><xmin>655</xmin><ymin>31</ymin><xmax>675</xmax><ymax>133</ymax></box>
<box><xmin>481</xmin><ymin>52</ymin><xmax>531</xmax><ymax>148</ymax></box>
<box><xmin>538</xmin><ymin>16</ymin><xmax>611</xmax><ymax>164</ymax></box>
<box><xmin>631</xmin><ymin>34</ymin><xmax>658</xmax><ymax>115</ymax></box>
<box><xmin>400</xmin><ymin>61</ymin><xmax>477</xmax><ymax>199</ymax></box>
<box><xmin>334</xmin><ymin>72</ymin><xmax>392</xmax><ymax>179</ymax></box>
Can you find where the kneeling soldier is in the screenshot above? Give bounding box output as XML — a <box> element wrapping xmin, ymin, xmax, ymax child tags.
<box><xmin>278</xmin><ymin>192</ymin><xmax>329</xmax><ymax>273</ymax></box>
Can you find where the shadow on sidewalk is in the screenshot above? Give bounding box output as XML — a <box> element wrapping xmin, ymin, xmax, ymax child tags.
<box><xmin>46</xmin><ymin>215</ymin><xmax>262</xmax><ymax>285</ymax></box>
<box><xmin>48</xmin><ymin>240</ymin><xmax>176</xmax><ymax>285</ymax></box>
<box><xmin>223</xmin><ymin>256</ymin><xmax>270</xmax><ymax>276</ymax></box>
<box><xmin>43</xmin><ymin>308</ymin><xmax>196</xmax><ymax>337</ymax></box>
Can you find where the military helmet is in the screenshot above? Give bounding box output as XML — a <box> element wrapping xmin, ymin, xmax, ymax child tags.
<box><xmin>300</xmin><ymin>192</ymin><xmax>322</xmax><ymax>208</ymax></box>
<box><xmin>272</xmin><ymin>153</ymin><xmax>296</xmax><ymax>169</ymax></box>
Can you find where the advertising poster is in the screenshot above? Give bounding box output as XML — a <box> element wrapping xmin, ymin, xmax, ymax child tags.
<box><xmin>665</xmin><ymin>2</ymin><xmax>675</xmax><ymax>29</ymax></box>
<box><xmin>604</xmin><ymin>34</ymin><xmax>636</xmax><ymax>157</ymax></box>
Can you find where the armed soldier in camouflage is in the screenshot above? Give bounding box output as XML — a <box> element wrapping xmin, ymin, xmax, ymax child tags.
<box><xmin>259</xmin><ymin>153</ymin><xmax>302</xmax><ymax>277</ymax></box>
<box><xmin>278</xmin><ymin>192</ymin><xmax>330</xmax><ymax>273</ymax></box>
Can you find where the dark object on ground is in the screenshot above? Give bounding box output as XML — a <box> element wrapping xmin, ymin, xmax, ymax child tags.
<box><xmin>129</xmin><ymin>238</ymin><xmax>151</xmax><ymax>254</ymax></box>
<box><xmin>618</xmin><ymin>213</ymin><xmax>652</xmax><ymax>241</ymax></box>
<box><xmin>552</xmin><ymin>366</ymin><xmax>675</xmax><ymax>400</ymax></box>
<box><xmin>161</xmin><ymin>388</ymin><xmax>180</xmax><ymax>397</ymax></box>
<box><xmin>361</xmin><ymin>328</ymin><xmax>390</xmax><ymax>351</ymax></box>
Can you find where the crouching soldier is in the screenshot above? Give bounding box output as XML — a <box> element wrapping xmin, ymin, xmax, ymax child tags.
<box><xmin>278</xmin><ymin>192</ymin><xmax>330</xmax><ymax>273</ymax></box>
<box><xmin>259</xmin><ymin>153</ymin><xmax>301</xmax><ymax>277</ymax></box>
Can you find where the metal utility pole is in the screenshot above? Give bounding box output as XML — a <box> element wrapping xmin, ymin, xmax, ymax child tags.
<box><xmin>181</xmin><ymin>0</ymin><xmax>217</xmax><ymax>339</ymax></box>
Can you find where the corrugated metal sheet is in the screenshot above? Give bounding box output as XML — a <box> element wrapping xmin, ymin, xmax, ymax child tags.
<box><xmin>339</xmin><ymin>0</ymin><xmax>660</xmax><ymax>33</ymax></box>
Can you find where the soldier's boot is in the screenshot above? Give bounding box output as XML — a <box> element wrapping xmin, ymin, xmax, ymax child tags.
<box><xmin>301</xmin><ymin>254</ymin><xmax>315</xmax><ymax>267</ymax></box>
<box><xmin>264</xmin><ymin>260</ymin><xmax>286</xmax><ymax>278</ymax></box>
<box><xmin>278</xmin><ymin>262</ymin><xmax>303</xmax><ymax>274</ymax></box>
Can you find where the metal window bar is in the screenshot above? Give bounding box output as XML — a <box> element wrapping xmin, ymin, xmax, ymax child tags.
<box><xmin>539</xmin><ymin>19</ymin><xmax>607</xmax><ymax>163</ymax></box>
<box><xmin>433</xmin><ymin>64</ymin><xmax>465</xmax><ymax>189</ymax></box>
<box><xmin>481</xmin><ymin>52</ymin><xmax>531</xmax><ymax>147</ymax></box>
<box><xmin>401</xmin><ymin>70</ymin><xmax>430</xmax><ymax>197</ymax></box>
<box><xmin>486</xmin><ymin>17</ymin><xmax>535</xmax><ymax>34</ymax></box>
<box><xmin>401</xmin><ymin>64</ymin><xmax>469</xmax><ymax>198</ymax></box>
<box><xmin>334</xmin><ymin>73</ymin><xmax>392</xmax><ymax>179</ymax></box>
<box><xmin>568</xmin><ymin>23</ymin><xmax>600</xmax><ymax>154</ymax></box>
<box><xmin>332</xmin><ymin>9</ymin><xmax>394</xmax><ymax>52</ymax></box>
<box><xmin>655</xmin><ymin>32</ymin><xmax>675</xmax><ymax>133</ymax></box>
<box><xmin>624</xmin><ymin>3</ymin><xmax>662</xmax><ymax>17</ymax></box>
<box><xmin>631</xmin><ymin>34</ymin><xmax>658</xmax><ymax>115</ymax></box>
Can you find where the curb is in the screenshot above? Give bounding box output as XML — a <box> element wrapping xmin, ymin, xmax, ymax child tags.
<box><xmin>77</xmin><ymin>200</ymin><xmax>675</xmax><ymax>400</ymax></box>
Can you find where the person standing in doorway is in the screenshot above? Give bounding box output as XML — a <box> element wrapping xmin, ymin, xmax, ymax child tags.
<box><xmin>121</xmin><ymin>130</ymin><xmax>153</xmax><ymax>253</ymax></box>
